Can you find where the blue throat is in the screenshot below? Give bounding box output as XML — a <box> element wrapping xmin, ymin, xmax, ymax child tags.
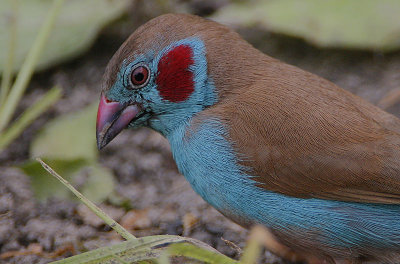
<box><xmin>167</xmin><ymin>118</ymin><xmax>400</xmax><ymax>250</ymax></box>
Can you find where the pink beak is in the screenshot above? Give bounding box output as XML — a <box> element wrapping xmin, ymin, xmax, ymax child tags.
<box><xmin>96</xmin><ymin>94</ymin><xmax>141</xmax><ymax>149</ymax></box>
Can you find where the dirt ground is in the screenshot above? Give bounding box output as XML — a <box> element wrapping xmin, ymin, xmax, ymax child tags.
<box><xmin>1</xmin><ymin>1</ymin><xmax>400</xmax><ymax>263</ymax></box>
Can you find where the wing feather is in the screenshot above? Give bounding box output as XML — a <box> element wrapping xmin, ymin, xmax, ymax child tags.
<box><xmin>210</xmin><ymin>65</ymin><xmax>400</xmax><ymax>204</ymax></box>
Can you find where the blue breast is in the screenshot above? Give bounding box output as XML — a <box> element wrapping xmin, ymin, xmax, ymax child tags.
<box><xmin>167</xmin><ymin>118</ymin><xmax>400</xmax><ymax>250</ymax></box>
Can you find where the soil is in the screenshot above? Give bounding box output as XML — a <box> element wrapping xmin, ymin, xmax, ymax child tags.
<box><xmin>1</xmin><ymin>1</ymin><xmax>400</xmax><ymax>263</ymax></box>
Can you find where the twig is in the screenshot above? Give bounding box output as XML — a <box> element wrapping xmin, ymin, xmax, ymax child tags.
<box><xmin>36</xmin><ymin>158</ymin><xmax>136</xmax><ymax>241</ymax></box>
<box><xmin>221</xmin><ymin>237</ymin><xmax>243</xmax><ymax>256</ymax></box>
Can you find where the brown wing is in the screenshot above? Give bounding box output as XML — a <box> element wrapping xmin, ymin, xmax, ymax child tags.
<box><xmin>211</xmin><ymin>63</ymin><xmax>400</xmax><ymax>204</ymax></box>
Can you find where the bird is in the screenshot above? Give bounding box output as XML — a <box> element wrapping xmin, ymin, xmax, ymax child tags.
<box><xmin>96</xmin><ymin>13</ymin><xmax>400</xmax><ymax>264</ymax></box>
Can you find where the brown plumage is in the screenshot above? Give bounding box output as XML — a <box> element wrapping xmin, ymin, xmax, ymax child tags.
<box><xmin>212</xmin><ymin>58</ymin><xmax>400</xmax><ymax>204</ymax></box>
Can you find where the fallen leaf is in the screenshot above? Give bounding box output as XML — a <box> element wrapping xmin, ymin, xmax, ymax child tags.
<box><xmin>20</xmin><ymin>160</ymin><xmax>115</xmax><ymax>203</ymax></box>
<box><xmin>47</xmin><ymin>243</ymin><xmax>76</xmax><ymax>258</ymax></box>
<box><xmin>121</xmin><ymin>209</ymin><xmax>151</xmax><ymax>230</ymax></box>
<box><xmin>0</xmin><ymin>243</ymin><xmax>43</xmax><ymax>259</ymax></box>
<box><xmin>20</xmin><ymin>158</ymin><xmax>87</xmax><ymax>201</ymax></box>
<box><xmin>183</xmin><ymin>212</ymin><xmax>199</xmax><ymax>236</ymax></box>
<box><xmin>24</xmin><ymin>102</ymin><xmax>115</xmax><ymax>203</ymax></box>
<box><xmin>80</xmin><ymin>164</ymin><xmax>115</xmax><ymax>203</ymax></box>
<box><xmin>30</xmin><ymin>102</ymin><xmax>98</xmax><ymax>162</ymax></box>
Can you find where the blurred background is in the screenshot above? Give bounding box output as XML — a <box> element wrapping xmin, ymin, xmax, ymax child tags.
<box><xmin>1</xmin><ymin>0</ymin><xmax>400</xmax><ymax>263</ymax></box>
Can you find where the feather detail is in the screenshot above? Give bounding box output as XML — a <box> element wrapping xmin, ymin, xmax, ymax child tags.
<box><xmin>156</xmin><ymin>45</ymin><xmax>194</xmax><ymax>102</ymax></box>
<box><xmin>211</xmin><ymin>69</ymin><xmax>400</xmax><ymax>204</ymax></box>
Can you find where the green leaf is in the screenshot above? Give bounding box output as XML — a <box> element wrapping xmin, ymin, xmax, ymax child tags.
<box><xmin>21</xmin><ymin>159</ymin><xmax>115</xmax><ymax>203</ymax></box>
<box><xmin>31</xmin><ymin>102</ymin><xmax>98</xmax><ymax>162</ymax></box>
<box><xmin>213</xmin><ymin>0</ymin><xmax>400</xmax><ymax>51</ymax></box>
<box><xmin>0</xmin><ymin>0</ymin><xmax>130</xmax><ymax>73</ymax></box>
<box><xmin>20</xmin><ymin>158</ymin><xmax>88</xmax><ymax>201</ymax></box>
<box><xmin>27</xmin><ymin>102</ymin><xmax>117</xmax><ymax>203</ymax></box>
<box><xmin>37</xmin><ymin>158</ymin><xmax>131</xmax><ymax>239</ymax></box>
<box><xmin>81</xmin><ymin>164</ymin><xmax>115</xmax><ymax>204</ymax></box>
<box><xmin>166</xmin><ymin>243</ymin><xmax>238</xmax><ymax>264</ymax></box>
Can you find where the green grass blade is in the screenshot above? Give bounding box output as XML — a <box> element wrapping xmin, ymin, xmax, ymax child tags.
<box><xmin>156</xmin><ymin>252</ymin><xmax>170</xmax><ymax>264</ymax></box>
<box><xmin>36</xmin><ymin>158</ymin><xmax>137</xmax><ymax>241</ymax></box>
<box><xmin>49</xmin><ymin>238</ymin><xmax>156</xmax><ymax>264</ymax></box>
<box><xmin>0</xmin><ymin>86</ymin><xmax>62</xmax><ymax>150</ymax></box>
<box><xmin>37</xmin><ymin>162</ymin><xmax>237</xmax><ymax>264</ymax></box>
<box><xmin>0</xmin><ymin>0</ymin><xmax>64</xmax><ymax>132</ymax></box>
<box><xmin>50</xmin><ymin>235</ymin><xmax>232</xmax><ymax>264</ymax></box>
<box><xmin>0</xmin><ymin>0</ymin><xmax>18</xmax><ymax>106</ymax></box>
<box><xmin>167</xmin><ymin>243</ymin><xmax>238</xmax><ymax>264</ymax></box>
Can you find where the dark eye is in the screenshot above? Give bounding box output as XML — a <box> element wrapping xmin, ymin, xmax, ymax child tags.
<box><xmin>129</xmin><ymin>65</ymin><xmax>150</xmax><ymax>88</ymax></box>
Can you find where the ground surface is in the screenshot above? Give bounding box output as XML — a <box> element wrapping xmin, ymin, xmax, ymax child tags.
<box><xmin>1</xmin><ymin>2</ymin><xmax>400</xmax><ymax>263</ymax></box>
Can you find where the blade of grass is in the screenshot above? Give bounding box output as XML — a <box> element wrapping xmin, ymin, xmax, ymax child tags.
<box><xmin>167</xmin><ymin>243</ymin><xmax>238</xmax><ymax>264</ymax></box>
<box><xmin>50</xmin><ymin>237</ymin><xmax>159</xmax><ymax>264</ymax></box>
<box><xmin>0</xmin><ymin>0</ymin><xmax>18</xmax><ymax>106</ymax></box>
<box><xmin>157</xmin><ymin>252</ymin><xmax>170</xmax><ymax>264</ymax></box>
<box><xmin>0</xmin><ymin>0</ymin><xmax>64</xmax><ymax>132</ymax></box>
<box><xmin>36</xmin><ymin>158</ymin><xmax>137</xmax><ymax>241</ymax></box>
<box><xmin>50</xmin><ymin>235</ymin><xmax>231</xmax><ymax>264</ymax></box>
<box><xmin>0</xmin><ymin>86</ymin><xmax>62</xmax><ymax>150</ymax></box>
<box><xmin>37</xmin><ymin>162</ymin><xmax>239</xmax><ymax>264</ymax></box>
<box><xmin>109</xmin><ymin>251</ymin><xmax>129</xmax><ymax>264</ymax></box>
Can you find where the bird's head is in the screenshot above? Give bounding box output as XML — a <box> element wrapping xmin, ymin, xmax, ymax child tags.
<box><xmin>96</xmin><ymin>13</ymin><xmax>265</xmax><ymax>149</ymax></box>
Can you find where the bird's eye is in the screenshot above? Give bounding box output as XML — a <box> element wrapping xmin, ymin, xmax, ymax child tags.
<box><xmin>129</xmin><ymin>65</ymin><xmax>150</xmax><ymax>88</ymax></box>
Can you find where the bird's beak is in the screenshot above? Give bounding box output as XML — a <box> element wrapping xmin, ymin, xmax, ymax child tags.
<box><xmin>96</xmin><ymin>93</ymin><xmax>141</xmax><ymax>150</ymax></box>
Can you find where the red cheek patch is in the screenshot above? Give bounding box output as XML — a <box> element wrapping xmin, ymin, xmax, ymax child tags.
<box><xmin>156</xmin><ymin>45</ymin><xmax>195</xmax><ymax>102</ymax></box>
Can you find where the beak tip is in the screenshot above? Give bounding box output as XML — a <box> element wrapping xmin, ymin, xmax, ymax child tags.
<box><xmin>96</xmin><ymin>132</ymin><xmax>107</xmax><ymax>150</ymax></box>
<box><xmin>97</xmin><ymin>141</ymin><xmax>104</xmax><ymax>150</ymax></box>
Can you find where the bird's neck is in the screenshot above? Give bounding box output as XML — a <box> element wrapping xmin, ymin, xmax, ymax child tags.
<box><xmin>165</xmin><ymin>117</ymin><xmax>259</xmax><ymax>226</ymax></box>
<box><xmin>148</xmin><ymin>107</ymin><xmax>201</xmax><ymax>136</ymax></box>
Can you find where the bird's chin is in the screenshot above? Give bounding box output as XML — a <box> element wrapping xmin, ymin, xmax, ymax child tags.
<box><xmin>127</xmin><ymin>111</ymin><xmax>152</xmax><ymax>128</ymax></box>
<box><xmin>96</xmin><ymin>94</ymin><xmax>142</xmax><ymax>150</ymax></box>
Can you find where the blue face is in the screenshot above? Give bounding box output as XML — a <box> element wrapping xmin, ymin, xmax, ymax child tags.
<box><xmin>105</xmin><ymin>37</ymin><xmax>218</xmax><ymax>136</ymax></box>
